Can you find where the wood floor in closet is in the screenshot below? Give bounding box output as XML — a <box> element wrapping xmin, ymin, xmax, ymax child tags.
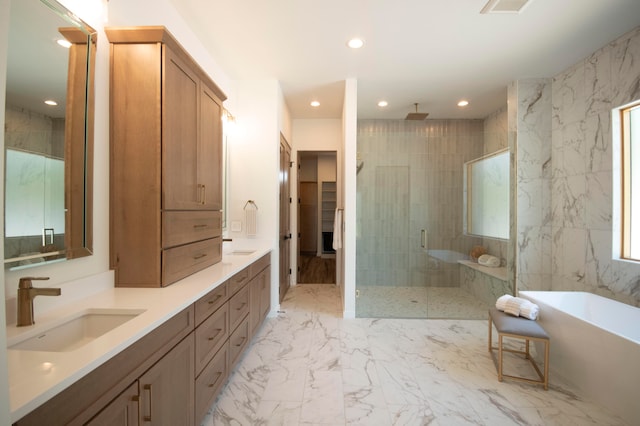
<box><xmin>298</xmin><ymin>254</ymin><xmax>335</xmax><ymax>284</ymax></box>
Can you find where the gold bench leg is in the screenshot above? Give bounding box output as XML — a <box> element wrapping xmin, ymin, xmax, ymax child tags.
<box><xmin>488</xmin><ymin>314</ymin><xmax>493</xmax><ymax>352</ymax></box>
<box><xmin>488</xmin><ymin>313</ymin><xmax>550</xmax><ymax>390</ymax></box>
<box><xmin>498</xmin><ymin>334</ymin><xmax>503</xmax><ymax>382</ymax></box>
<box><xmin>544</xmin><ymin>339</ymin><xmax>549</xmax><ymax>390</ymax></box>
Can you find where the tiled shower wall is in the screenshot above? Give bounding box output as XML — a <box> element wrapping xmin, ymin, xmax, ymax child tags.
<box><xmin>356</xmin><ymin>119</ymin><xmax>484</xmax><ymax>288</ymax></box>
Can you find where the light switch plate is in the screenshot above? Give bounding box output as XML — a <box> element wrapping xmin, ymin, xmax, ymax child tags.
<box><xmin>231</xmin><ymin>221</ymin><xmax>241</xmax><ymax>232</ymax></box>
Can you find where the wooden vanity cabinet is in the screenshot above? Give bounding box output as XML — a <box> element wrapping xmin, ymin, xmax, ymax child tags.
<box><xmin>85</xmin><ymin>382</ymin><xmax>139</xmax><ymax>426</ymax></box>
<box><xmin>138</xmin><ymin>334</ymin><xmax>195</xmax><ymax>425</ymax></box>
<box><xmin>106</xmin><ymin>26</ymin><xmax>226</xmax><ymax>288</ymax></box>
<box><xmin>14</xmin><ymin>306</ymin><xmax>194</xmax><ymax>426</ymax></box>
<box><xmin>249</xmin><ymin>255</ymin><xmax>271</xmax><ymax>337</ymax></box>
<box><xmin>14</xmin><ymin>255</ymin><xmax>271</xmax><ymax>426</ymax></box>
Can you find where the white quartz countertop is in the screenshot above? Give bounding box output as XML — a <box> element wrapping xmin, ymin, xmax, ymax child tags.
<box><xmin>6</xmin><ymin>242</ymin><xmax>272</xmax><ymax>423</ymax></box>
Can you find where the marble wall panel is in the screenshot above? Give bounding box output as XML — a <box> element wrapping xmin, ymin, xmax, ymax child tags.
<box><xmin>548</xmin><ymin>26</ymin><xmax>640</xmax><ymax>305</ymax></box>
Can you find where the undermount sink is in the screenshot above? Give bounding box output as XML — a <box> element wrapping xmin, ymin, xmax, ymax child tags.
<box><xmin>229</xmin><ymin>250</ymin><xmax>255</xmax><ymax>256</ymax></box>
<box><xmin>8</xmin><ymin>308</ymin><xmax>146</xmax><ymax>352</ymax></box>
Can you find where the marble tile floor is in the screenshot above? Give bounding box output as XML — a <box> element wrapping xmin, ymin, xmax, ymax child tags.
<box><xmin>355</xmin><ymin>286</ymin><xmax>491</xmax><ymax>319</ymax></box>
<box><xmin>202</xmin><ymin>284</ymin><xmax>627</xmax><ymax>426</ymax></box>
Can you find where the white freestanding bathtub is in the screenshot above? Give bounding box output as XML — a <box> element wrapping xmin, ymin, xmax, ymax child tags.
<box><xmin>519</xmin><ymin>291</ymin><xmax>640</xmax><ymax>425</ymax></box>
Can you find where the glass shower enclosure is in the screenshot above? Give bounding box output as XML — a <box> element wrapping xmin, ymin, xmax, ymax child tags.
<box><xmin>355</xmin><ymin>119</ymin><xmax>509</xmax><ymax>319</ymax></box>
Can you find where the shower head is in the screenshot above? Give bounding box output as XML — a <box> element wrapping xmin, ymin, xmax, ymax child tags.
<box><xmin>405</xmin><ymin>103</ymin><xmax>429</xmax><ymax>120</ymax></box>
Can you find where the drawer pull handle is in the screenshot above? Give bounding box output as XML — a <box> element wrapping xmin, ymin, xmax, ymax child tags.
<box><xmin>193</xmin><ymin>253</ymin><xmax>207</xmax><ymax>260</ymax></box>
<box><xmin>235</xmin><ymin>276</ymin><xmax>247</xmax><ymax>283</ymax></box>
<box><xmin>193</xmin><ymin>224</ymin><xmax>209</xmax><ymax>229</ymax></box>
<box><xmin>235</xmin><ymin>337</ymin><xmax>246</xmax><ymax>347</ymax></box>
<box><xmin>208</xmin><ymin>328</ymin><xmax>223</xmax><ymax>340</ymax></box>
<box><xmin>207</xmin><ymin>295</ymin><xmax>222</xmax><ymax>304</ymax></box>
<box><xmin>236</xmin><ymin>302</ymin><xmax>247</xmax><ymax>311</ymax></box>
<box><xmin>208</xmin><ymin>372</ymin><xmax>222</xmax><ymax>387</ymax></box>
<box><xmin>143</xmin><ymin>384</ymin><xmax>152</xmax><ymax>422</ymax></box>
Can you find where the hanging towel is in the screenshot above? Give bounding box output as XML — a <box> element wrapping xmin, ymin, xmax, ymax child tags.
<box><xmin>246</xmin><ymin>209</ymin><xmax>257</xmax><ymax>236</ymax></box>
<box><xmin>332</xmin><ymin>208</ymin><xmax>342</xmax><ymax>250</ymax></box>
<box><xmin>244</xmin><ymin>200</ymin><xmax>258</xmax><ymax>236</ymax></box>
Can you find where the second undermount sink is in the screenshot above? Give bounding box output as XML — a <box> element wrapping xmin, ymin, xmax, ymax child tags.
<box><xmin>229</xmin><ymin>250</ymin><xmax>256</xmax><ymax>256</ymax></box>
<box><xmin>8</xmin><ymin>308</ymin><xmax>146</xmax><ymax>352</ymax></box>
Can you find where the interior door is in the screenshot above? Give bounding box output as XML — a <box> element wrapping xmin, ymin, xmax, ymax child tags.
<box><xmin>279</xmin><ymin>135</ymin><xmax>291</xmax><ymax>302</ymax></box>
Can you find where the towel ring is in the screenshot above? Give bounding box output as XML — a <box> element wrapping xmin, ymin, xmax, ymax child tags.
<box><xmin>244</xmin><ymin>200</ymin><xmax>258</xmax><ymax>210</ymax></box>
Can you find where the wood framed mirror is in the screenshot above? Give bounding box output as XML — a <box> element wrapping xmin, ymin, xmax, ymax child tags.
<box><xmin>4</xmin><ymin>0</ymin><xmax>96</xmax><ymax>269</ymax></box>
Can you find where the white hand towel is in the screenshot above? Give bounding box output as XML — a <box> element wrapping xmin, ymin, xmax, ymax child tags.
<box><xmin>496</xmin><ymin>294</ymin><xmax>513</xmax><ymax>311</ymax></box>
<box><xmin>504</xmin><ymin>297</ymin><xmax>522</xmax><ymax>317</ymax></box>
<box><xmin>519</xmin><ymin>300</ymin><xmax>540</xmax><ymax>320</ymax></box>
<box><xmin>332</xmin><ymin>208</ymin><xmax>342</xmax><ymax>250</ymax></box>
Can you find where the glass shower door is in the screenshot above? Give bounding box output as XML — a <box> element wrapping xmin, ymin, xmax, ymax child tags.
<box><xmin>355</xmin><ymin>121</ymin><xmax>430</xmax><ymax>318</ymax></box>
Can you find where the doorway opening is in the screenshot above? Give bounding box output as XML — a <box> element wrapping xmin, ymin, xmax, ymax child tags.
<box><xmin>297</xmin><ymin>151</ymin><xmax>337</xmax><ymax>284</ymax></box>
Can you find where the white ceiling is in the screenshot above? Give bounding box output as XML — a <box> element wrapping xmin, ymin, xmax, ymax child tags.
<box><xmin>168</xmin><ymin>0</ymin><xmax>640</xmax><ymax>120</ymax></box>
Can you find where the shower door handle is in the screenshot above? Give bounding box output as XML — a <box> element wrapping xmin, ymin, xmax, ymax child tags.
<box><xmin>421</xmin><ymin>229</ymin><xmax>427</xmax><ymax>249</ymax></box>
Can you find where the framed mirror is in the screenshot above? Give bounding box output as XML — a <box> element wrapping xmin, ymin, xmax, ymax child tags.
<box><xmin>4</xmin><ymin>0</ymin><xmax>96</xmax><ymax>269</ymax></box>
<box><xmin>464</xmin><ymin>149</ymin><xmax>510</xmax><ymax>240</ymax></box>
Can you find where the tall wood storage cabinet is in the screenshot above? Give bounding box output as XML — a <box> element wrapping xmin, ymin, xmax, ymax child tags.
<box><xmin>107</xmin><ymin>27</ymin><xmax>226</xmax><ymax>287</ymax></box>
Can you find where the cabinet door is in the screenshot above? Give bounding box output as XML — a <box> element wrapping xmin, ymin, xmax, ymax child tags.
<box><xmin>199</xmin><ymin>84</ymin><xmax>223</xmax><ymax>210</ymax></box>
<box><xmin>260</xmin><ymin>266</ymin><xmax>271</xmax><ymax>320</ymax></box>
<box><xmin>86</xmin><ymin>382</ymin><xmax>139</xmax><ymax>426</ymax></box>
<box><xmin>139</xmin><ymin>334</ymin><xmax>195</xmax><ymax>425</ymax></box>
<box><xmin>163</xmin><ymin>47</ymin><xmax>200</xmax><ymax>210</ymax></box>
<box><xmin>249</xmin><ymin>275</ymin><xmax>261</xmax><ymax>337</ymax></box>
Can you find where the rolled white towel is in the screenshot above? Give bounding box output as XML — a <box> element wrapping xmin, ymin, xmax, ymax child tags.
<box><xmin>519</xmin><ymin>300</ymin><xmax>540</xmax><ymax>320</ymax></box>
<box><xmin>504</xmin><ymin>297</ymin><xmax>522</xmax><ymax>317</ymax></box>
<box><xmin>496</xmin><ymin>294</ymin><xmax>513</xmax><ymax>311</ymax></box>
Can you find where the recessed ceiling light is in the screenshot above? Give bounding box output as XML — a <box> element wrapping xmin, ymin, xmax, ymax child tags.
<box><xmin>56</xmin><ymin>39</ymin><xmax>72</xmax><ymax>48</ymax></box>
<box><xmin>44</xmin><ymin>100</ymin><xmax>58</xmax><ymax>106</ymax></box>
<box><xmin>347</xmin><ymin>38</ymin><xmax>364</xmax><ymax>49</ymax></box>
<box><xmin>378</xmin><ymin>101</ymin><xmax>388</xmax><ymax>107</ymax></box>
<box><xmin>310</xmin><ymin>101</ymin><xmax>320</xmax><ymax>107</ymax></box>
<box><xmin>458</xmin><ymin>100</ymin><xmax>469</xmax><ymax>107</ymax></box>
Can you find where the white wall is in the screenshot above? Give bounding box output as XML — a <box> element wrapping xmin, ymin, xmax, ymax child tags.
<box><xmin>226</xmin><ymin>79</ymin><xmax>291</xmax><ymax>309</ymax></box>
<box><xmin>342</xmin><ymin>79</ymin><xmax>358</xmax><ymax>317</ymax></box>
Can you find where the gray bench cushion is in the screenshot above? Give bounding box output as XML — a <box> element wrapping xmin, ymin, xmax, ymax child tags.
<box><xmin>489</xmin><ymin>308</ymin><xmax>549</xmax><ymax>340</ymax></box>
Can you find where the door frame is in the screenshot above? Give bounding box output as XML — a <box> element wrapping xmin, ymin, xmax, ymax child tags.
<box><xmin>296</xmin><ymin>150</ymin><xmax>338</xmax><ymax>284</ymax></box>
<box><xmin>279</xmin><ymin>134</ymin><xmax>292</xmax><ymax>302</ymax></box>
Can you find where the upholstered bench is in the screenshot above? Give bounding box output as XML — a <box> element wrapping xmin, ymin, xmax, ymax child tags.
<box><xmin>488</xmin><ymin>308</ymin><xmax>550</xmax><ymax>389</ymax></box>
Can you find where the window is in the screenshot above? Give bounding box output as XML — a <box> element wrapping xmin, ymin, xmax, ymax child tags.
<box><xmin>621</xmin><ymin>102</ymin><xmax>640</xmax><ymax>261</ymax></box>
<box><xmin>464</xmin><ymin>149</ymin><xmax>510</xmax><ymax>240</ymax></box>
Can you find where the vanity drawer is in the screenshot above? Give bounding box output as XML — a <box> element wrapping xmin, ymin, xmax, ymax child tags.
<box><xmin>162</xmin><ymin>237</ymin><xmax>221</xmax><ymax>286</ymax></box>
<box><xmin>195</xmin><ymin>342</ymin><xmax>229</xmax><ymax>423</ymax></box>
<box><xmin>195</xmin><ymin>303</ymin><xmax>229</xmax><ymax>374</ymax></box>
<box><xmin>229</xmin><ymin>284</ymin><xmax>249</xmax><ymax>333</ymax></box>
<box><xmin>229</xmin><ymin>316</ymin><xmax>250</xmax><ymax>369</ymax></box>
<box><xmin>249</xmin><ymin>253</ymin><xmax>270</xmax><ymax>277</ymax></box>
<box><xmin>228</xmin><ymin>267</ymin><xmax>250</xmax><ymax>295</ymax></box>
<box><xmin>195</xmin><ymin>281</ymin><xmax>228</xmax><ymax>326</ymax></box>
<box><xmin>162</xmin><ymin>211</ymin><xmax>221</xmax><ymax>248</ymax></box>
